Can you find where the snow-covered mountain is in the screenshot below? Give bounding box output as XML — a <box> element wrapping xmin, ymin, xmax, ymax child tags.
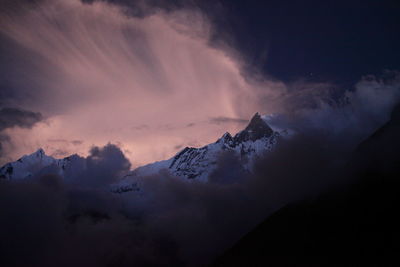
<box><xmin>128</xmin><ymin>113</ymin><xmax>282</xmax><ymax>182</ymax></box>
<box><xmin>0</xmin><ymin>148</ymin><xmax>79</xmax><ymax>180</ymax></box>
<box><xmin>0</xmin><ymin>113</ymin><xmax>285</xmax><ymax>187</ymax></box>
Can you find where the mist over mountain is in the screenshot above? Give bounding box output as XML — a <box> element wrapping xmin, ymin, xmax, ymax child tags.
<box><xmin>215</xmin><ymin>104</ymin><xmax>400</xmax><ymax>267</ymax></box>
<box><xmin>1</xmin><ymin>0</ymin><xmax>400</xmax><ymax>266</ymax></box>
<box><xmin>2</xmin><ymin>102</ymin><xmax>399</xmax><ymax>266</ymax></box>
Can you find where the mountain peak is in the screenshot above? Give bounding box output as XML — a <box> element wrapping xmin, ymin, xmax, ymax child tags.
<box><xmin>233</xmin><ymin>112</ymin><xmax>273</xmax><ymax>143</ymax></box>
<box><xmin>34</xmin><ymin>148</ymin><xmax>46</xmax><ymax>158</ymax></box>
<box><xmin>132</xmin><ymin>112</ymin><xmax>280</xmax><ymax>182</ymax></box>
<box><xmin>245</xmin><ymin>112</ymin><xmax>265</xmax><ymax>130</ymax></box>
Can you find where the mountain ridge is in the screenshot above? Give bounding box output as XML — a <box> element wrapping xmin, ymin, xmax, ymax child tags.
<box><xmin>0</xmin><ymin>113</ymin><xmax>285</xmax><ymax>186</ymax></box>
<box><xmin>123</xmin><ymin>113</ymin><xmax>283</xmax><ymax>183</ymax></box>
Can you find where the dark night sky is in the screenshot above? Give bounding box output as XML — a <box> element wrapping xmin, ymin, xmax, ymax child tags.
<box><xmin>97</xmin><ymin>0</ymin><xmax>400</xmax><ymax>86</ymax></box>
<box><xmin>207</xmin><ymin>0</ymin><xmax>400</xmax><ymax>85</ymax></box>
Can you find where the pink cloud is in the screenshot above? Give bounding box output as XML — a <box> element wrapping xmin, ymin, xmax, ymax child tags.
<box><xmin>0</xmin><ymin>0</ymin><xmax>282</xmax><ymax>166</ymax></box>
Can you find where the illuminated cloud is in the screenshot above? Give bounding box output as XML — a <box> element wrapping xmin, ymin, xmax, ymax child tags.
<box><xmin>0</xmin><ymin>0</ymin><xmax>280</xmax><ymax>166</ymax></box>
<box><xmin>0</xmin><ymin>0</ymin><xmax>398</xmax><ymax>166</ymax></box>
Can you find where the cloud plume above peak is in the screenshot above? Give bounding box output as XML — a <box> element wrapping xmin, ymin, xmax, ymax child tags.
<box><xmin>0</xmin><ymin>0</ymin><xmax>277</xmax><ymax>166</ymax></box>
<box><xmin>0</xmin><ymin>0</ymin><xmax>399</xmax><ymax>167</ymax></box>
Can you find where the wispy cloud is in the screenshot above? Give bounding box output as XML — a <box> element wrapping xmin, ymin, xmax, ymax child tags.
<box><xmin>0</xmin><ymin>0</ymin><xmax>274</xmax><ymax>166</ymax></box>
<box><xmin>0</xmin><ymin>107</ymin><xmax>43</xmax><ymax>131</ymax></box>
<box><xmin>209</xmin><ymin>116</ymin><xmax>248</xmax><ymax>125</ymax></box>
<box><xmin>0</xmin><ymin>0</ymin><xmax>399</xmax><ymax>167</ymax></box>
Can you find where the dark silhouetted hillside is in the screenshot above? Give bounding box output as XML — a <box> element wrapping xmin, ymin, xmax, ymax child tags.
<box><xmin>215</xmin><ymin>105</ymin><xmax>400</xmax><ymax>267</ymax></box>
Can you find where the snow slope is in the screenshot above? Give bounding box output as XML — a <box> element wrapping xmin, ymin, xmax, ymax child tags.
<box><xmin>0</xmin><ymin>148</ymin><xmax>79</xmax><ymax>180</ymax></box>
<box><xmin>123</xmin><ymin>113</ymin><xmax>283</xmax><ymax>182</ymax></box>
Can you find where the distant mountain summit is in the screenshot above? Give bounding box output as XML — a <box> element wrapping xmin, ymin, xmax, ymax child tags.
<box><xmin>0</xmin><ymin>148</ymin><xmax>78</xmax><ymax>180</ymax></box>
<box><xmin>234</xmin><ymin>112</ymin><xmax>274</xmax><ymax>143</ymax></box>
<box><xmin>0</xmin><ymin>113</ymin><xmax>286</xmax><ymax>188</ymax></box>
<box><xmin>122</xmin><ymin>113</ymin><xmax>283</xmax><ymax>184</ymax></box>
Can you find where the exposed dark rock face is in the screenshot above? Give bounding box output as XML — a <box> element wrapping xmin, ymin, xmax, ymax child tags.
<box><xmin>233</xmin><ymin>113</ymin><xmax>274</xmax><ymax>144</ymax></box>
<box><xmin>163</xmin><ymin>113</ymin><xmax>277</xmax><ymax>179</ymax></box>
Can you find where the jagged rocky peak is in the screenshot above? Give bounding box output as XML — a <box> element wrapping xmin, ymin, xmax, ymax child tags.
<box><xmin>218</xmin><ymin>132</ymin><xmax>233</xmax><ymax>143</ymax></box>
<box><xmin>234</xmin><ymin>112</ymin><xmax>273</xmax><ymax>143</ymax></box>
<box><xmin>34</xmin><ymin>148</ymin><xmax>46</xmax><ymax>158</ymax></box>
<box><xmin>129</xmin><ymin>111</ymin><xmax>281</xmax><ymax>183</ymax></box>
